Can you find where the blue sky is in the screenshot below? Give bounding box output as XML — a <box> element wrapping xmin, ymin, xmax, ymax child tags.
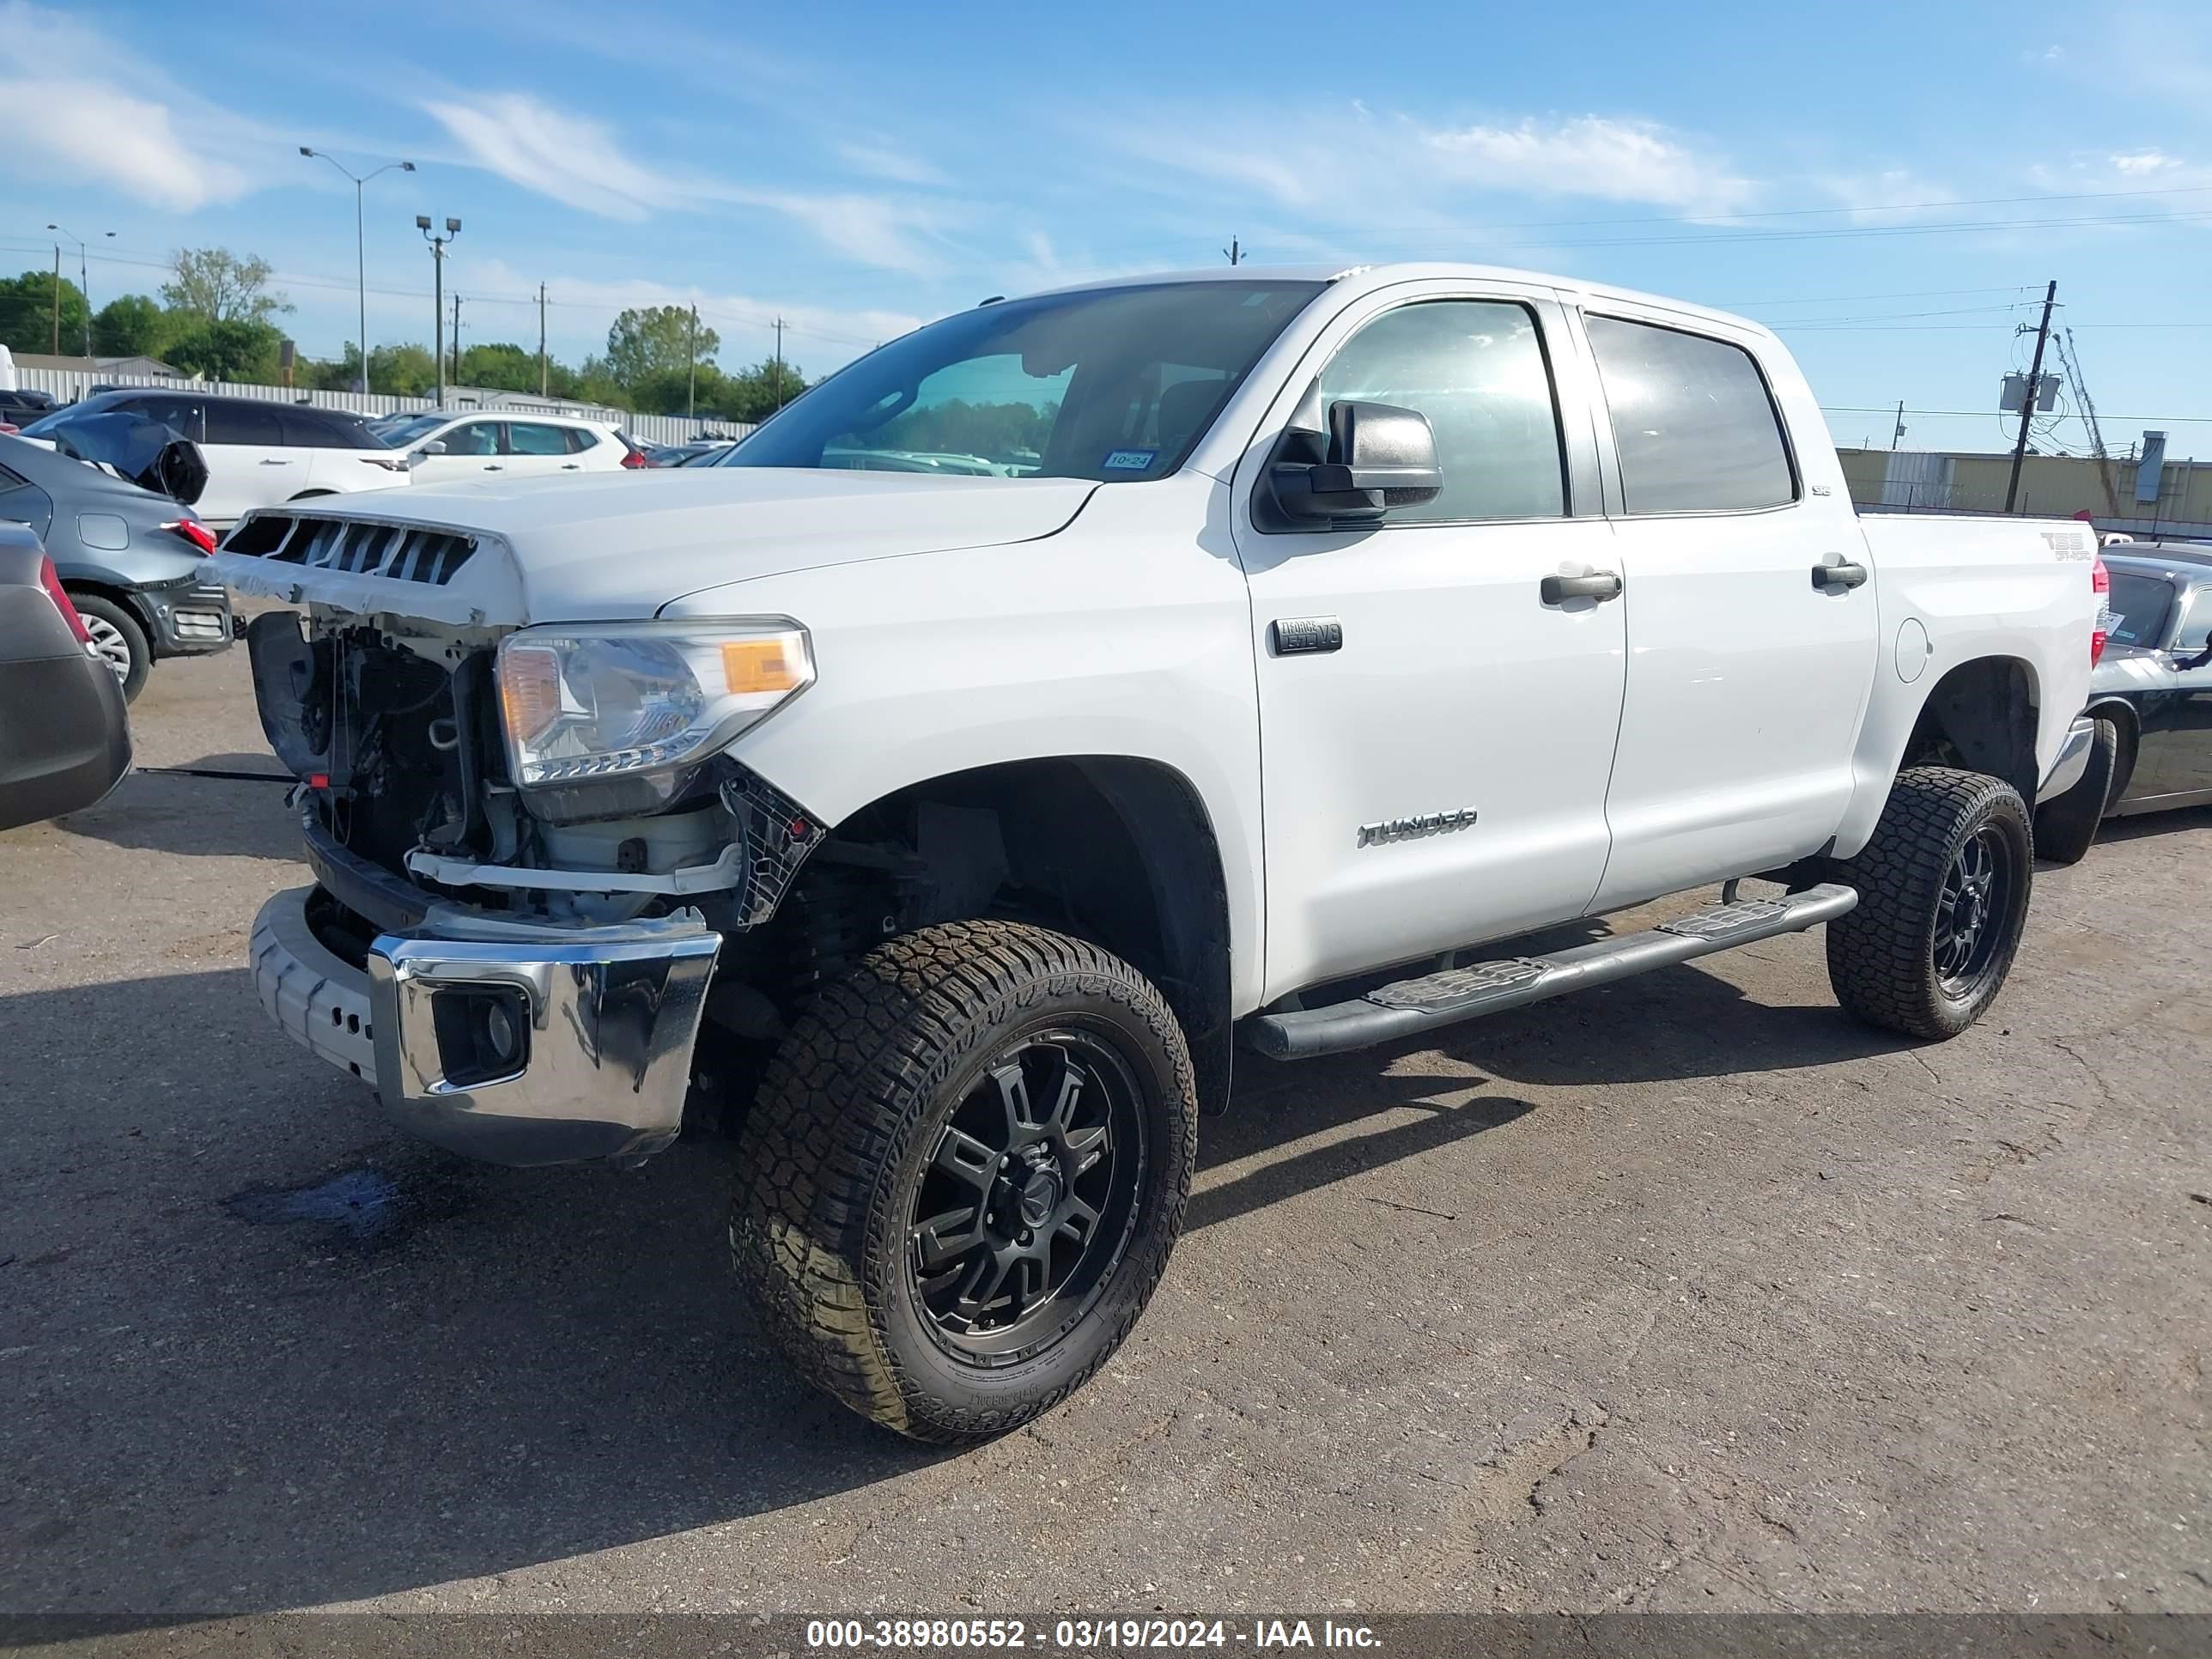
<box><xmin>1</xmin><ymin>0</ymin><xmax>2207</xmax><ymax>456</ymax></box>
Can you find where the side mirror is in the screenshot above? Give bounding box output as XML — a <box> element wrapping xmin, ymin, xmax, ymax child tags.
<box><xmin>1269</xmin><ymin>400</ymin><xmax>1442</xmax><ymax>523</ymax></box>
<box><xmin>416</xmin><ymin>439</ymin><xmax>447</xmax><ymax>457</ymax></box>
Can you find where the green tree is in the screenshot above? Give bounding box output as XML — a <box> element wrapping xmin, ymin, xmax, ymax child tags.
<box><xmin>713</xmin><ymin>357</ymin><xmax>809</xmax><ymax>424</ymax></box>
<box><xmin>456</xmin><ymin>342</ymin><xmax>544</xmax><ymax>393</ymax></box>
<box><xmin>162</xmin><ymin>247</ymin><xmax>291</xmax><ymax>326</ymax></box>
<box><xmin>366</xmin><ymin>343</ymin><xmax>438</xmax><ymax>398</ymax></box>
<box><xmin>162</xmin><ymin>318</ymin><xmax>287</xmax><ymax>382</ymax></box>
<box><xmin>90</xmin><ymin>294</ymin><xmax>168</xmax><ymax>358</ymax></box>
<box><xmin>0</xmin><ymin>269</ymin><xmax>88</xmax><ymax>355</ymax></box>
<box><xmin>605</xmin><ymin>306</ymin><xmax>716</xmax><ymax>387</ymax></box>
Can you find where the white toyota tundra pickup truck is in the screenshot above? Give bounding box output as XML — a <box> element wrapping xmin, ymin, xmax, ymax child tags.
<box><xmin>216</xmin><ymin>263</ymin><xmax>2101</xmax><ymax>1443</ymax></box>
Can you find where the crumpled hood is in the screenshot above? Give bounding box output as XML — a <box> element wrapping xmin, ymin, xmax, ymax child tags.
<box><xmin>211</xmin><ymin>466</ymin><xmax>1097</xmax><ymax>627</ymax></box>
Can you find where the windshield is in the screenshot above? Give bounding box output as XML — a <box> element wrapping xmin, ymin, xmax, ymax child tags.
<box><xmin>2106</xmin><ymin>572</ymin><xmax>2175</xmax><ymax>648</ymax></box>
<box><xmin>380</xmin><ymin>413</ymin><xmax>451</xmax><ymax>449</ymax></box>
<box><xmin>720</xmin><ymin>280</ymin><xmax>1324</xmax><ymax>482</ymax></box>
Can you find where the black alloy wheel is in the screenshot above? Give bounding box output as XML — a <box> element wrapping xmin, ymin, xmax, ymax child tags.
<box><xmin>908</xmin><ymin>1030</ymin><xmax>1146</xmax><ymax>1365</ymax></box>
<box><xmin>1932</xmin><ymin>823</ymin><xmax>2016</xmax><ymax>998</ymax></box>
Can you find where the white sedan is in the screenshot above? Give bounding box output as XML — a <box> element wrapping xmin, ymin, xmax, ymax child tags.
<box><xmin>380</xmin><ymin>411</ymin><xmax>641</xmax><ymax>485</ymax></box>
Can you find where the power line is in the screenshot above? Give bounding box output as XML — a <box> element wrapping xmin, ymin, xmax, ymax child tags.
<box><xmin>1822</xmin><ymin>405</ymin><xmax>2212</xmax><ymax>425</ymax></box>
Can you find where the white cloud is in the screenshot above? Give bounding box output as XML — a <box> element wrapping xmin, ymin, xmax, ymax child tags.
<box><xmin>835</xmin><ymin>141</ymin><xmax>951</xmax><ymax>189</ymax></box>
<box><xmin>421</xmin><ymin>89</ymin><xmax>962</xmax><ymax>273</ymax></box>
<box><xmin>1108</xmin><ymin>106</ymin><xmax>1758</xmax><ymax>227</ymax></box>
<box><xmin>2111</xmin><ymin>149</ymin><xmax>2183</xmax><ymax>173</ymax></box>
<box><xmin>422</xmin><ymin>93</ymin><xmax>695</xmax><ymax>221</ymax></box>
<box><xmin>0</xmin><ymin>3</ymin><xmax>266</xmax><ymax>210</ymax></box>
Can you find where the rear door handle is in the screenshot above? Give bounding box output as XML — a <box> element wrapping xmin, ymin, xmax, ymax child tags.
<box><xmin>1813</xmin><ymin>558</ymin><xmax>1869</xmax><ymax>590</ymax></box>
<box><xmin>1540</xmin><ymin>570</ymin><xmax>1623</xmax><ymax>604</ymax></box>
<box><xmin>483</xmin><ymin>464</ymin><xmax>503</xmax><ymax>471</ymax></box>
<box><xmin>258</xmin><ymin>458</ymin><xmax>290</xmax><ymax>465</ymax></box>
<box><xmin>561</xmin><ymin>464</ymin><xmax>580</xmax><ymax>471</ymax></box>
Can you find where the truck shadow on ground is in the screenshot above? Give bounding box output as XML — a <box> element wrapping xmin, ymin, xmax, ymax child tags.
<box><xmin>2</xmin><ymin>946</ymin><xmax>1911</xmax><ymax>1620</ymax></box>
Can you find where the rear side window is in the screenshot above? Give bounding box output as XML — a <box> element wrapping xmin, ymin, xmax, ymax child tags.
<box><xmin>204</xmin><ymin>401</ymin><xmax>285</xmax><ymax>446</ymax></box>
<box><xmin>282</xmin><ymin>407</ymin><xmax>380</xmax><ymax>448</ymax></box>
<box><xmin>1315</xmin><ymin>299</ymin><xmax>1567</xmax><ymax>522</ymax></box>
<box><xmin>114</xmin><ymin>397</ymin><xmax>204</xmax><ymax>441</ymax></box>
<box><xmin>507</xmin><ymin>422</ymin><xmax>569</xmax><ymax>456</ymax></box>
<box><xmin>562</xmin><ymin>426</ymin><xmax>599</xmax><ymax>453</ymax></box>
<box><xmin>0</xmin><ymin>460</ymin><xmax>30</xmax><ymax>495</ymax></box>
<box><xmin>1586</xmin><ymin>315</ymin><xmax>1796</xmax><ymax>514</ymax></box>
<box><xmin>2103</xmin><ymin>574</ymin><xmax>2174</xmax><ymax>648</ymax></box>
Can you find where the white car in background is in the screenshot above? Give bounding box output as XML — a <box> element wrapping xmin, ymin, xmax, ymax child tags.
<box><xmin>19</xmin><ymin>391</ymin><xmax>409</xmax><ymax>526</ymax></box>
<box><xmin>380</xmin><ymin>411</ymin><xmax>639</xmax><ymax>485</ymax></box>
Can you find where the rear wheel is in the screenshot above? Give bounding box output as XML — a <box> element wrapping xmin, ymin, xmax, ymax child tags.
<box><xmin>1826</xmin><ymin>767</ymin><xmax>2033</xmax><ymax>1040</ymax></box>
<box><xmin>731</xmin><ymin>920</ymin><xmax>1195</xmax><ymax>1443</ymax></box>
<box><xmin>2031</xmin><ymin>716</ymin><xmax>2119</xmax><ymax>866</ymax></box>
<box><xmin>69</xmin><ymin>592</ymin><xmax>149</xmax><ymax>703</ymax></box>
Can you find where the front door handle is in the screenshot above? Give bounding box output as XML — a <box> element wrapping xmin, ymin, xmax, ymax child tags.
<box><xmin>483</xmin><ymin>464</ymin><xmax>503</xmax><ymax>471</ymax></box>
<box><xmin>258</xmin><ymin>459</ymin><xmax>290</xmax><ymax>465</ymax></box>
<box><xmin>561</xmin><ymin>464</ymin><xmax>580</xmax><ymax>471</ymax></box>
<box><xmin>1813</xmin><ymin>559</ymin><xmax>1869</xmax><ymax>590</ymax></box>
<box><xmin>1540</xmin><ymin>570</ymin><xmax>1623</xmax><ymax>604</ymax></box>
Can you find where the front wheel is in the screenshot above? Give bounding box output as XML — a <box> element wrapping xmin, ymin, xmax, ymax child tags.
<box><xmin>731</xmin><ymin>920</ymin><xmax>1196</xmax><ymax>1443</ymax></box>
<box><xmin>1826</xmin><ymin>767</ymin><xmax>2033</xmax><ymax>1040</ymax></box>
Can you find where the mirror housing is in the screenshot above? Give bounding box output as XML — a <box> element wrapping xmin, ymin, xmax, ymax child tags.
<box><xmin>416</xmin><ymin>439</ymin><xmax>448</xmax><ymax>458</ymax></box>
<box><xmin>1268</xmin><ymin>399</ymin><xmax>1442</xmax><ymax>523</ymax></box>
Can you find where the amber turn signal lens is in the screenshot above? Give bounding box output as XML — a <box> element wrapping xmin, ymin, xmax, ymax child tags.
<box><xmin>719</xmin><ymin>635</ymin><xmax>805</xmax><ymax>696</ymax></box>
<box><xmin>500</xmin><ymin>643</ymin><xmax>564</xmax><ymax>748</ymax></box>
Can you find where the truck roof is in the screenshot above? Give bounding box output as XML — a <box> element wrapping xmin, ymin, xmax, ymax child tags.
<box><xmin>1021</xmin><ymin>261</ymin><xmax>1775</xmax><ymax>341</ymax></box>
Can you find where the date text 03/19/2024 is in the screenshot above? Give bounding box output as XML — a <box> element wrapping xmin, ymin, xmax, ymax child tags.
<box><xmin>802</xmin><ymin>1618</ymin><xmax>1382</xmax><ymax>1650</ymax></box>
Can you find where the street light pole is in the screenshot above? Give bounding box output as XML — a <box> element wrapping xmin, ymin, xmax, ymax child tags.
<box><xmin>301</xmin><ymin>149</ymin><xmax>415</xmax><ymax>393</ymax></box>
<box><xmin>417</xmin><ymin>216</ymin><xmax>461</xmax><ymax>409</ymax></box>
<box><xmin>46</xmin><ymin>224</ymin><xmax>113</xmax><ymax>358</ymax></box>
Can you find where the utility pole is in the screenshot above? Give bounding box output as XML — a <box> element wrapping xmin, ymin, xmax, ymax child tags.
<box><xmin>450</xmin><ymin>292</ymin><xmax>463</xmax><ymax>383</ymax></box>
<box><xmin>50</xmin><ymin>245</ymin><xmax>60</xmax><ymax>355</ymax></box>
<box><xmin>418</xmin><ymin>216</ymin><xmax>460</xmax><ymax>409</ymax></box>
<box><xmin>2003</xmin><ymin>279</ymin><xmax>2057</xmax><ymax>514</ymax></box>
<box><xmin>538</xmin><ymin>283</ymin><xmax>548</xmax><ymax>397</ymax></box>
<box><xmin>773</xmin><ymin>318</ymin><xmax>787</xmax><ymax>410</ymax></box>
<box><xmin>687</xmin><ymin>304</ymin><xmax>698</xmax><ymax>419</ymax></box>
<box><xmin>46</xmin><ymin>224</ymin><xmax>113</xmax><ymax>358</ymax></box>
<box><xmin>1890</xmin><ymin>400</ymin><xmax>1906</xmax><ymax>450</ymax></box>
<box><xmin>300</xmin><ymin>150</ymin><xmax>415</xmax><ymax>392</ymax></box>
<box><xmin>1222</xmin><ymin>237</ymin><xmax>1241</xmax><ymax>265</ymax></box>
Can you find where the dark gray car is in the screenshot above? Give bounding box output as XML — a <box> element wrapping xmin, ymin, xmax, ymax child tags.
<box><xmin>0</xmin><ymin>431</ymin><xmax>231</xmax><ymax>701</ymax></box>
<box><xmin>0</xmin><ymin>520</ymin><xmax>131</xmax><ymax>830</ymax></box>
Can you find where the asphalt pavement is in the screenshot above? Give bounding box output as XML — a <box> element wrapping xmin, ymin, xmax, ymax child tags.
<box><xmin>2</xmin><ymin>641</ymin><xmax>2207</xmax><ymax>1620</ymax></box>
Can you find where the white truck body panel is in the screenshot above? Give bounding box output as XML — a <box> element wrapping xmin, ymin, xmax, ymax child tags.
<box><xmin>216</xmin><ymin>262</ymin><xmax>2098</xmax><ymax>1018</ymax></box>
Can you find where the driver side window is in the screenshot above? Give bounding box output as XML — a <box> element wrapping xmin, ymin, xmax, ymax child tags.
<box><xmin>1317</xmin><ymin>300</ymin><xmax>1566</xmax><ymax>523</ymax></box>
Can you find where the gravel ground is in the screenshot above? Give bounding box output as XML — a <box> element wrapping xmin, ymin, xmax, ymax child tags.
<box><xmin>2</xmin><ymin>641</ymin><xmax>2206</xmax><ymax>1621</ymax></box>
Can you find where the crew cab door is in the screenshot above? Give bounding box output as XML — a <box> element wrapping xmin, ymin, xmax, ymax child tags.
<box><xmin>1574</xmin><ymin>309</ymin><xmax>1880</xmax><ymax>909</ymax></box>
<box><xmin>2134</xmin><ymin>582</ymin><xmax>2212</xmax><ymax>800</ymax></box>
<box><xmin>1231</xmin><ymin>283</ymin><xmax>1626</xmax><ymax>999</ymax></box>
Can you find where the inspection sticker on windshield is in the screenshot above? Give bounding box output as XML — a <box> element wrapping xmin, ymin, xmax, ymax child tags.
<box><xmin>1103</xmin><ymin>448</ymin><xmax>1157</xmax><ymax>471</ymax></box>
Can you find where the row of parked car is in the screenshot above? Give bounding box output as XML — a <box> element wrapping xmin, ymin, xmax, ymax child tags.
<box><xmin>0</xmin><ymin>389</ymin><xmax>693</xmax><ymax>701</ymax></box>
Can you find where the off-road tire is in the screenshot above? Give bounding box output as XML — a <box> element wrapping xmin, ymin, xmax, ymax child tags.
<box><xmin>2031</xmin><ymin>717</ymin><xmax>2118</xmax><ymax>866</ymax></box>
<box><xmin>731</xmin><ymin>920</ymin><xmax>1196</xmax><ymax>1443</ymax></box>
<box><xmin>69</xmin><ymin>592</ymin><xmax>149</xmax><ymax>702</ymax></box>
<box><xmin>1826</xmin><ymin>766</ymin><xmax>2033</xmax><ymax>1040</ymax></box>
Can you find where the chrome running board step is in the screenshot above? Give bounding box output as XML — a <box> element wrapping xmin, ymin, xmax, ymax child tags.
<box><xmin>1243</xmin><ymin>883</ymin><xmax>1858</xmax><ymax>1060</ymax></box>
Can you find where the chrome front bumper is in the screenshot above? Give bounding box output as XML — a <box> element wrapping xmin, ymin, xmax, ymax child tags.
<box><xmin>251</xmin><ymin>886</ymin><xmax>720</xmax><ymax>1166</ymax></box>
<box><xmin>2036</xmin><ymin>714</ymin><xmax>2099</xmax><ymax>805</ymax></box>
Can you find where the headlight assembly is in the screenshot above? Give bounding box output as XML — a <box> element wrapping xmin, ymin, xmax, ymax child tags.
<box><xmin>495</xmin><ymin>620</ymin><xmax>812</xmax><ymax>820</ymax></box>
